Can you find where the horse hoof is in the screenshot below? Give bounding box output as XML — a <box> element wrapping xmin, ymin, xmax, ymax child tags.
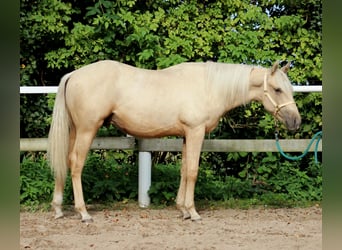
<box><xmin>191</xmin><ymin>215</ymin><xmax>202</xmax><ymax>221</ymax></box>
<box><xmin>54</xmin><ymin>212</ymin><xmax>64</xmax><ymax>220</ymax></box>
<box><xmin>81</xmin><ymin>218</ymin><xmax>94</xmax><ymax>223</ymax></box>
<box><xmin>183</xmin><ymin>214</ymin><xmax>191</xmax><ymax>220</ymax></box>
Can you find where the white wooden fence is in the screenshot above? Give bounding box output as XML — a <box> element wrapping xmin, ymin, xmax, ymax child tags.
<box><xmin>20</xmin><ymin>85</ymin><xmax>322</xmax><ymax>207</ymax></box>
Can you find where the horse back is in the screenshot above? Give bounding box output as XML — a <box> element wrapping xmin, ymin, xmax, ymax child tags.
<box><xmin>64</xmin><ymin>60</ymin><xmax>217</xmax><ymax>137</ymax></box>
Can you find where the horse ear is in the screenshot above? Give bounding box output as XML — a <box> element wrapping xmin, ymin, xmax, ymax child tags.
<box><xmin>281</xmin><ymin>62</ymin><xmax>291</xmax><ymax>74</ymax></box>
<box><xmin>270</xmin><ymin>61</ymin><xmax>279</xmax><ymax>75</ymax></box>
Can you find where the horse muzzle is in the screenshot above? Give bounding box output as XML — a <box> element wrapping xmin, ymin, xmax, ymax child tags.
<box><xmin>284</xmin><ymin>113</ymin><xmax>301</xmax><ymax>131</ymax></box>
<box><xmin>276</xmin><ymin>107</ymin><xmax>301</xmax><ymax>132</ymax></box>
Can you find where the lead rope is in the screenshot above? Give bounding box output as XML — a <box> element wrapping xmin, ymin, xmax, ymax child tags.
<box><xmin>263</xmin><ymin>73</ymin><xmax>322</xmax><ymax>164</ymax></box>
<box><xmin>274</xmin><ymin>120</ymin><xmax>322</xmax><ymax>164</ymax></box>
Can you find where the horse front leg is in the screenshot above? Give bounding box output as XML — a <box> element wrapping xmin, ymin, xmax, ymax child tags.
<box><xmin>182</xmin><ymin>126</ymin><xmax>205</xmax><ymax>221</ymax></box>
<box><xmin>176</xmin><ymin>138</ymin><xmax>191</xmax><ymax>219</ymax></box>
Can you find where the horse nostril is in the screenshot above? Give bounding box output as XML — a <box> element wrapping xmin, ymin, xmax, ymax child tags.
<box><xmin>287</xmin><ymin>117</ymin><xmax>301</xmax><ymax>132</ymax></box>
<box><xmin>294</xmin><ymin>117</ymin><xmax>301</xmax><ymax>130</ymax></box>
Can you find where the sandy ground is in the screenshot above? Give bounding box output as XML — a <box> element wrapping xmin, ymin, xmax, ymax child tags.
<box><xmin>20</xmin><ymin>205</ymin><xmax>321</xmax><ymax>250</ymax></box>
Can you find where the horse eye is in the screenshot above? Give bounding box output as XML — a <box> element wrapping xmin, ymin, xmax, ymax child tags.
<box><xmin>274</xmin><ymin>88</ymin><xmax>282</xmax><ymax>94</ymax></box>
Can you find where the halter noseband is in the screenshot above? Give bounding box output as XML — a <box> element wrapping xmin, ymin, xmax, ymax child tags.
<box><xmin>263</xmin><ymin>73</ymin><xmax>295</xmax><ymax>117</ymax></box>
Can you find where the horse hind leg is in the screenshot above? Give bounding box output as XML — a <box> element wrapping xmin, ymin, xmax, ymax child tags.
<box><xmin>69</xmin><ymin>127</ymin><xmax>99</xmax><ymax>222</ymax></box>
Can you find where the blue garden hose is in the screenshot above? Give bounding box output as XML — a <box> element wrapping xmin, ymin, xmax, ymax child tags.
<box><xmin>275</xmin><ymin>131</ymin><xmax>322</xmax><ymax>164</ymax></box>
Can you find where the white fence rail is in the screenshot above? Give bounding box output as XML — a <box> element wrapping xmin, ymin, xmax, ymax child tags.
<box><xmin>20</xmin><ymin>85</ymin><xmax>323</xmax><ymax>94</ymax></box>
<box><xmin>20</xmin><ymin>85</ymin><xmax>322</xmax><ymax>207</ymax></box>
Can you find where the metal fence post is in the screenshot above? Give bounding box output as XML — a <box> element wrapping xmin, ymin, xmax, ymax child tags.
<box><xmin>138</xmin><ymin>150</ymin><xmax>152</xmax><ymax>208</ymax></box>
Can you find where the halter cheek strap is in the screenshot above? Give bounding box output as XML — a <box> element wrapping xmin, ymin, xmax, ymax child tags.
<box><xmin>263</xmin><ymin>73</ymin><xmax>295</xmax><ymax>116</ymax></box>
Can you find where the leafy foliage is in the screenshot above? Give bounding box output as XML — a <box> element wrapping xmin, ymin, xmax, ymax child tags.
<box><xmin>64</xmin><ymin>150</ymin><xmax>139</xmax><ymax>204</ymax></box>
<box><xmin>21</xmin><ymin>0</ymin><xmax>322</xmax><ymax>77</ymax></box>
<box><xmin>20</xmin><ymin>153</ymin><xmax>54</xmax><ymax>208</ymax></box>
<box><xmin>20</xmin><ymin>152</ymin><xmax>322</xmax><ymax>208</ymax></box>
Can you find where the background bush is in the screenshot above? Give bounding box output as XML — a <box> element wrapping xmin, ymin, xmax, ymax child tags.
<box><xmin>20</xmin><ymin>151</ymin><xmax>322</xmax><ymax>209</ymax></box>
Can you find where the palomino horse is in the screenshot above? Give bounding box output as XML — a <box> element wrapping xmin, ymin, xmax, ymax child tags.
<box><xmin>48</xmin><ymin>60</ymin><xmax>301</xmax><ymax>222</ymax></box>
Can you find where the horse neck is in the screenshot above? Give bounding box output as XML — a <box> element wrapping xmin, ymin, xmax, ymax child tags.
<box><xmin>247</xmin><ymin>67</ymin><xmax>268</xmax><ymax>103</ymax></box>
<box><xmin>208</xmin><ymin>63</ymin><xmax>255</xmax><ymax>112</ymax></box>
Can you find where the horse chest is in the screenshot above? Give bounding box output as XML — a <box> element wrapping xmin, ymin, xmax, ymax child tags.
<box><xmin>205</xmin><ymin>118</ymin><xmax>220</xmax><ymax>133</ymax></box>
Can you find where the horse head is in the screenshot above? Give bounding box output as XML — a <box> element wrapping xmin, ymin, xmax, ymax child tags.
<box><xmin>261</xmin><ymin>61</ymin><xmax>301</xmax><ymax>131</ymax></box>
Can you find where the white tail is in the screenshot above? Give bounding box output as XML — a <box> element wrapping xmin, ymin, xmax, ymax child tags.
<box><xmin>47</xmin><ymin>73</ymin><xmax>73</xmax><ymax>183</ymax></box>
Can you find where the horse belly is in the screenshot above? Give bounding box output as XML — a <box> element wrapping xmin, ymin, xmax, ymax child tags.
<box><xmin>110</xmin><ymin>110</ymin><xmax>184</xmax><ymax>138</ymax></box>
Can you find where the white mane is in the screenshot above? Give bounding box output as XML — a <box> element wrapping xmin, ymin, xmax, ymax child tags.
<box><xmin>206</xmin><ymin>62</ymin><xmax>253</xmax><ymax>107</ymax></box>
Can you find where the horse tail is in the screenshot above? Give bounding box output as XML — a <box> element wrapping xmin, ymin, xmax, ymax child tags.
<box><xmin>47</xmin><ymin>72</ymin><xmax>73</xmax><ymax>183</ymax></box>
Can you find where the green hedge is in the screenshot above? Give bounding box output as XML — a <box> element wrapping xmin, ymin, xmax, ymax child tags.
<box><xmin>20</xmin><ymin>150</ymin><xmax>322</xmax><ymax>209</ymax></box>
